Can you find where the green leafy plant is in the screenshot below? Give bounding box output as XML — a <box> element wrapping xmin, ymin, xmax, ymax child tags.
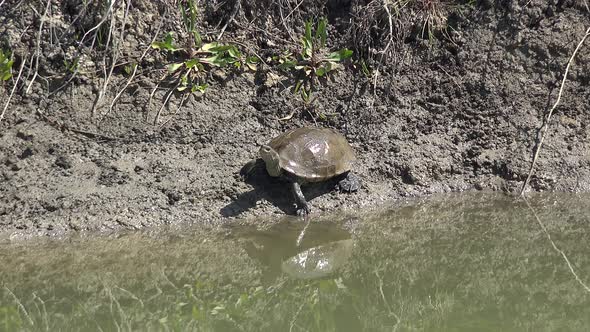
<box><xmin>63</xmin><ymin>57</ymin><xmax>79</xmax><ymax>74</ymax></box>
<box><xmin>0</xmin><ymin>49</ymin><xmax>14</xmax><ymax>81</ymax></box>
<box><xmin>359</xmin><ymin>59</ymin><xmax>372</xmax><ymax>78</ymax></box>
<box><xmin>151</xmin><ymin>32</ymin><xmax>182</xmax><ymax>52</ymax></box>
<box><xmin>277</xmin><ymin>18</ymin><xmax>353</xmax><ymax>101</ymax></box>
<box><xmin>151</xmin><ymin>0</ymin><xmax>260</xmax><ymax>97</ymax></box>
<box><xmin>179</xmin><ymin>0</ymin><xmax>202</xmax><ymax>52</ymax></box>
<box><xmin>152</xmin><ymin>33</ymin><xmax>258</xmax><ymax>94</ymax></box>
<box><xmin>124</xmin><ymin>63</ymin><xmax>137</xmax><ymax>76</ymax></box>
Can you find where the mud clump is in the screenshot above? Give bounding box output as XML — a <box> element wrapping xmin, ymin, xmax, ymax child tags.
<box><xmin>0</xmin><ymin>1</ymin><xmax>589</xmax><ymax>240</ymax></box>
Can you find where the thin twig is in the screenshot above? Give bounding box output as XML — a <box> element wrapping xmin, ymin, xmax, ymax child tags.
<box><xmin>520</xmin><ymin>27</ymin><xmax>590</xmax><ymax>196</ymax></box>
<box><xmin>57</xmin><ymin>0</ymin><xmax>93</xmax><ymax>40</ymax></box>
<box><xmin>26</xmin><ymin>0</ymin><xmax>51</xmax><ymax>94</ymax></box>
<box><xmin>53</xmin><ymin>0</ymin><xmax>115</xmax><ymax>96</ymax></box>
<box><xmin>48</xmin><ymin>64</ymin><xmax>82</xmax><ymax>95</ymax></box>
<box><xmin>146</xmin><ymin>75</ymin><xmax>164</xmax><ymax>115</ymax></box>
<box><xmin>278</xmin><ymin>109</ymin><xmax>296</xmax><ymax>121</ymax></box>
<box><xmin>78</xmin><ymin>0</ymin><xmax>116</xmax><ymax>47</ymax></box>
<box><xmin>522</xmin><ymin>197</ymin><xmax>590</xmax><ymax>293</ymax></box>
<box><xmin>159</xmin><ymin>92</ymin><xmax>188</xmax><ymax>128</ymax></box>
<box><xmin>279</xmin><ymin>0</ymin><xmax>303</xmax><ymax>43</ymax></box>
<box><xmin>102</xmin><ymin>62</ymin><xmax>137</xmax><ymax>119</ymax></box>
<box><xmin>372</xmin><ymin>1</ymin><xmax>394</xmax><ymax>103</ymax></box>
<box><xmin>284</xmin><ymin>0</ymin><xmax>305</xmax><ymax>20</ymax></box>
<box><xmin>217</xmin><ymin>0</ymin><xmax>240</xmax><ymax>40</ymax></box>
<box><xmin>49</xmin><ymin>0</ymin><xmax>108</xmax><ymax>95</ymax></box>
<box><xmin>69</xmin><ymin>128</ymin><xmax>118</xmax><ymax>141</ymax></box>
<box><xmin>0</xmin><ymin>57</ymin><xmax>26</xmax><ymax>123</ymax></box>
<box><xmin>36</xmin><ymin>109</ymin><xmax>118</xmax><ymax>141</ymax></box>
<box><xmin>153</xmin><ymin>80</ymin><xmax>182</xmax><ymax>125</ymax></box>
<box><xmin>103</xmin><ymin>4</ymin><xmax>163</xmax><ymax>120</ymax></box>
<box><xmin>93</xmin><ymin>0</ymin><xmax>130</xmax><ymax>116</ymax></box>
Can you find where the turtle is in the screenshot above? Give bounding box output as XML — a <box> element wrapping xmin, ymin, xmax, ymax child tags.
<box><xmin>241</xmin><ymin>127</ymin><xmax>360</xmax><ymax>216</ymax></box>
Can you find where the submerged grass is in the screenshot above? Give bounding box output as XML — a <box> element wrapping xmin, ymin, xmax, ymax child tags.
<box><xmin>2</xmin><ymin>194</ymin><xmax>590</xmax><ymax>331</ymax></box>
<box><xmin>0</xmin><ymin>305</ymin><xmax>22</xmax><ymax>331</ymax></box>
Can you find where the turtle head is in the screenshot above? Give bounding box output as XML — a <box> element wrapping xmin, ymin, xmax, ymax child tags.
<box><xmin>259</xmin><ymin>145</ymin><xmax>282</xmax><ymax>177</ymax></box>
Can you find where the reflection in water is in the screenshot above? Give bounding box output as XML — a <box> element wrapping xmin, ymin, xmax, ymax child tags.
<box><xmin>282</xmin><ymin>239</ymin><xmax>354</xmax><ymax>279</ymax></box>
<box><xmin>2</xmin><ymin>193</ymin><xmax>590</xmax><ymax>331</ymax></box>
<box><xmin>237</xmin><ymin>219</ymin><xmax>353</xmax><ymax>282</ymax></box>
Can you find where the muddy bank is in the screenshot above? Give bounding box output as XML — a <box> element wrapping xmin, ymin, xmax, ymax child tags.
<box><xmin>0</xmin><ymin>1</ymin><xmax>589</xmax><ymax>240</ymax></box>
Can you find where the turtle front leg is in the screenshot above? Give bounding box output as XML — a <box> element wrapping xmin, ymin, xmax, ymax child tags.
<box><xmin>290</xmin><ymin>182</ymin><xmax>311</xmax><ymax>216</ymax></box>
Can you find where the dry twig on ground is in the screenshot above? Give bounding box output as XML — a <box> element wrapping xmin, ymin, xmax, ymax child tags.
<box><xmin>153</xmin><ymin>80</ymin><xmax>182</xmax><ymax>125</ymax></box>
<box><xmin>0</xmin><ymin>57</ymin><xmax>26</xmax><ymax>124</ymax></box>
<box><xmin>25</xmin><ymin>0</ymin><xmax>51</xmax><ymax>94</ymax></box>
<box><xmin>520</xmin><ymin>27</ymin><xmax>590</xmax><ymax>196</ymax></box>
<box><xmin>102</xmin><ymin>9</ymin><xmax>164</xmax><ymax>121</ymax></box>
<box><xmin>158</xmin><ymin>93</ymin><xmax>189</xmax><ymax>128</ymax></box>
<box><xmin>93</xmin><ymin>0</ymin><xmax>131</xmax><ymax>117</ymax></box>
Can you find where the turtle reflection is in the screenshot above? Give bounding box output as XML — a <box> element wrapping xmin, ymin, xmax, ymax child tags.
<box><xmin>281</xmin><ymin>239</ymin><xmax>354</xmax><ymax>279</ymax></box>
<box><xmin>240</xmin><ymin>220</ymin><xmax>354</xmax><ymax>282</ymax></box>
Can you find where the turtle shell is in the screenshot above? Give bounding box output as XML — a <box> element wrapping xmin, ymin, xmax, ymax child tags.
<box><xmin>268</xmin><ymin>127</ymin><xmax>356</xmax><ymax>182</ymax></box>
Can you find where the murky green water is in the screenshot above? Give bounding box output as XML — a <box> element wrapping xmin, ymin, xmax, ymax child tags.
<box><xmin>2</xmin><ymin>193</ymin><xmax>590</xmax><ymax>331</ymax></box>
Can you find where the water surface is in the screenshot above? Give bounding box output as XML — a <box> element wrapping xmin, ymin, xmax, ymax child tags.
<box><xmin>1</xmin><ymin>193</ymin><xmax>590</xmax><ymax>331</ymax></box>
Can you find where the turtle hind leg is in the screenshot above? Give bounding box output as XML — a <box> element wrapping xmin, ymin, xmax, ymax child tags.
<box><xmin>291</xmin><ymin>181</ymin><xmax>311</xmax><ymax>216</ymax></box>
<box><xmin>336</xmin><ymin>172</ymin><xmax>361</xmax><ymax>193</ymax></box>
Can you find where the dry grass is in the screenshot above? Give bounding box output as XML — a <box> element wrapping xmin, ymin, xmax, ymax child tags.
<box><xmin>351</xmin><ymin>0</ymin><xmax>452</xmax><ymax>65</ymax></box>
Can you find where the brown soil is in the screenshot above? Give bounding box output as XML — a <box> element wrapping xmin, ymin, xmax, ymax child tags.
<box><xmin>1</xmin><ymin>0</ymin><xmax>589</xmax><ymax>240</ymax></box>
